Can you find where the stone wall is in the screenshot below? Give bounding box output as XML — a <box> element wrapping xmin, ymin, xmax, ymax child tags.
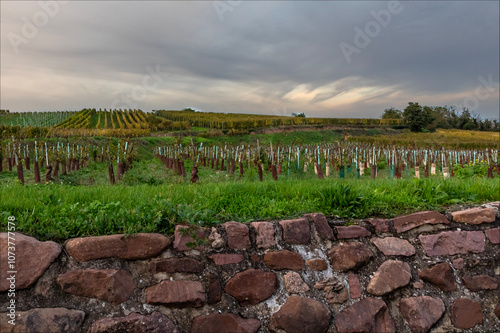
<box><xmin>1</xmin><ymin>203</ymin><xmax>499</xmax><ymax>333</ymax></box>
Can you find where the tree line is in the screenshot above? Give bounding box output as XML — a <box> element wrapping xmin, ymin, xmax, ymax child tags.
<box><xmin>382</xmin><ymin>103</ymin><xmax>500</xmax><ymax>132</ymax></box>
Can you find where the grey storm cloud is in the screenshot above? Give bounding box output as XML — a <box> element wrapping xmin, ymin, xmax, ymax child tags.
<box><xmin>1</xmin><ymin>1</ymin><xmax>498</xmax><ymax>119</ymax></box>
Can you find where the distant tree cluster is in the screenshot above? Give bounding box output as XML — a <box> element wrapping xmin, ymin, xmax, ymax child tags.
<box><xmin>0</xmin><ymin>110</ymin><xmax>10</xmax><ymax>115</ymax></box>
<box><xmin>382</xmin><ymin>103</ymin><xmax>500</xmax><ymax>132</ymax></box>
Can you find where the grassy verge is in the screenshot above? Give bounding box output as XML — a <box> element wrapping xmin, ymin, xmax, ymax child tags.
<box><xmin>1</xmin><ymin>176</ymin><xmax>498</xmax><ymax>241</ymax></box>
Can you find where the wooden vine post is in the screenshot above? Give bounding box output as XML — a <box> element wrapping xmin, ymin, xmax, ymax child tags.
<box><xmin>107</xmin><ymin>142</ymin><xmax>115</xmax><ymax>185</ymax></box>
<box><xmin>14</xmin><ymin>141</ymin><xmax>24</xmax><ymax>185</ymax></box>
<box><xmin>45</xmin><ymin>142</ymin><xmax>52</xmax><ymax>182</ymax></box>
<box><xmin>34</xmin><ymin>141</ymin><xmax>41</xmax><ymax>183</ymax></box>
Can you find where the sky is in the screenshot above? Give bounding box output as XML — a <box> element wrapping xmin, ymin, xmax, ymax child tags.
<box><xmin>1</xmin><ymin>1</ymin><xmax>499</xmax><ymax>119</ymax></box>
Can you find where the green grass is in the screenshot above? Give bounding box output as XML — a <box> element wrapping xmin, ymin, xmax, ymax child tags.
<box><xmin>2</xmin><ymin>128</ymin><xmax>498</xmax><ymax>241</ymax></box>
<box><xmin>1</xmin><ymin>172</ymin><xmax>498</xmax><ymax>241</ymax></box>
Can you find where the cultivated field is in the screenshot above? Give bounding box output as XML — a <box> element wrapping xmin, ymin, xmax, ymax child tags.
<box><xmin>1</xmin><ymin>119</ymin><xmax>499</xmax><ymax>241</ymax></box>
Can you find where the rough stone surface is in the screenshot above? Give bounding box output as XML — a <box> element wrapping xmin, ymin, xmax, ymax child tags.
<box><xmin>149</xmin><ymin>257</ymin><xmax>204</xmax><ymax>273</ymax></box>
<box><xmin>89</xmin><ymin>312</ymin><xmax>177</xmax><ymax>333</ymax></box>
<box><xmin>306</xmin><ymin>258</ymin><xmax>328</xmax><ymax>271</ymax></box>
<box><xmin>418</xmin><ymin>262</ymin><xmax>457</xmax><ymax>291</ymax></box>
<box><xmin>367</xmin><ymin>260</ymin><xmax>412</xmax><ymax>296</ymax></box>
<box><xmin>250</xmin><ymin>221</ymin><xmax>276</xmax><ymax>248</ymax></box>
<box><xmin>451</xmin><ymin>207</ymin><xmax>496</xmax><ymax>224</ymax></box>
<box><xmin>264</xmin><ymin>250</ymin><xmax>304</xmax><ymax>271</ymax></box>
<box><xmin>57</xmin><ymin>269</ymin><xmax>135</xmax><ymax>305</ymax></box>
<box><xmin>224</xmin><ymin>269</ymin><xmax>277</xmax><ymax>305</ymax></box>
<box><xmin>393</xmin><ymin>211</ymin><xmax>449</xmax><ymax>233</ymax></box>
<box><xmin>327</xmin><ymin>242</ymin><xmax>374</xmax><ymax>271</ymax></box>
<box><xmin>65</xmin><ymin>233</ymin><xmax>170</xmax><ymax>262</ymax></box>
<box><xmin>368</xmin><ymin>218</ymin><xmax>390</xmax><ymax>233</ymax></box>
<box><xmin>419</xmin><ymin>231</ymin><xmax>485</xmax><ymax>256</ymax></box>
<box><xmin>486</xmin><ymin>227</ymin><xmax>500</xmax><ymax>244</ymax></box>
<box><xmin>483</xmin><ymin>201</ymin><xmax>500</xmax><ymax>209</ymax></box>
<box><xmin>372</xmin><ymin>237</ymin><xmax>415</xmax><ymax>256</ymax></box>
<box><xmin>462</xmin><ymin>275</ymin><xmax>498</xmax><ymax>291</ymax></box>
<box><xmin>0</xmin><ymin>233</ymin><xmax>61</xmax><ymax>291</ymax></box>
<box><xmin>0</xmin><ymin>307</ymin><xmax>85</xmax><ymax>333</ymax></box>
<box><xmin>413</xmin><ymin>281</ymin><xmax>424</xmax><ymax>289</ymax></box>
<box><xmin>336</xmin><ymin>298</ymin><xmax>396</xmax><ymax>333</ymax></box>
<box><xmin>207</xmin><ymin>274</ymin><xmax>222</xmax><ymax>304</ymax></box>
<box><xmin>450</xmin><ymin>298</ymin><xmax>483</xmax><ymax>329</ymax></box>
<box><xmin>335</xmin><ymin>226</ymin><xmax>371</xmax><ymax>239</ymax></box>
<box><xmin>279</xmin><ymin>218</ymin><xmax>311</xmax><ymax>244</ymax></box>
<box><xmin>173</xmin><ymin>225</ymin><xmax>206</xmax><ymax>251</ymax></box>
<box><xmin>283</xmin><ymin>272</ymin><xmax>309</xmax><ymax>293</ymax></box>
<box><xmin>146</xmin><ymin>280</ymin><xmax>205</xmax><ymax>307</ymax></box>
<box><xmin>209</xmin><ymin>254</ymin><xmax>244</xmax><ymax>265</ymax></box>
<box><xmin>223</xmin><ymin>221</ymin><xmax>251</xmax><ymax>250</ymax></box>
<box><xmin>329</xmin><ymin>288</ymin><xmax>349</xmax><ymax>304</ymax></box>
<box><xmin>314</xmin><ymin>277</ymin><xmax>348</xmax><ymax>304</ymax></box>
<box><xmin>304</xmin><ymin>213</ymin><xmax>335</xmax><ymax>240</ymax></box>
<box><xmin>400</xmin><ymin>296</ymin><xmax>445</xmax><ymax>333</ymax></box>
<box><xmin>452</xmin><ymin>258</ymin><xmax>464</xmax><ymax>269</ymax></box>
<box><xmin>191</xmin><ymin>313</ymin><xmax>260</xmax><ymax>333</ymax></box>
<box><xmin>208</xmin><ymin>227</ymin><xmax>224</xmax><ymax>249</ymax></box>
<box><xmin>348</xmin><ymin>273</ymin><xmax>361</xmax><ymax>299</ymax></box>
<box><xmin>270</xmin><ymin>296</ymin><xmax>331</xmax><ymax>333</ymax></box>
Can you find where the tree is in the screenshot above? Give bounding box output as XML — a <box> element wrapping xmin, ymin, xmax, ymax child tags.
<box><xmin>292</xmin><ymin>112</ymin><xmax>306</xmax><ymax>117</ymax></box>
<box><xmin>381</xmin><ymin>107</ymin><xmax>402</xmax><ymax>119</ymax></box>
<box><xmin>458</xmin><ymin>108</ymin><xmax>473</xmax><ymax>129</ymax></box>
<box><xmin>482</xmin><ymin>119</ymin><xmax>492</xmax><ymax>131</ymax></box>
<box><xmin>422</xmin><ymin>106</ymin><xmax>437</xmax><ymax>131</ymax></box>
<box><xmin>429</xmin><ymin>106</ymin><xmax>450</xmax><ymax>129</ymax></box>
<box><xmin>403</xmin><ymin>102</ymin><xmax>435</xmax><ymax>132</ymax></box>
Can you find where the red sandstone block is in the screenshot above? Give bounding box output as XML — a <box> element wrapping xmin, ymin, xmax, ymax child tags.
<box><xmin>173</xmin><ymin>225</ymin><xmax>207</xmax><ymax>251</ymax></box>
<box><xmin>336</xmin><ymin>226</ymin><xmax>371</xmax><ymax>239</ymax></box>
<box><xmin>306</xmin><ymin>258</ymin><xmax>328</xmax><ymax>271</ymax></box>
<box><xmin>348</xmin><ymin>273</ymin><xmax>361</xmax><ymax>299</ymax></box>
<box><xmin>451</xmin><ymin>207</ymin><xmax>496</xmax><ymax>224</ymax></box>
<box><xmin>264</xmin><ymin>250</ymin><xmax>304</xmax><ymax>271</ymax></box>
<box><xmin>65</xmin><ymin>233</ymin><xmax>169</xmax><ymax>262</ymax></box>
<box><xmin>304</xmin><ymin>213</ymin><xmax>335</xmax><ymax>240</ymax></box>
<box><xmin>250</xmin><ymin>221</ymin><xmax>276</xmax><ymax>248</ymax></box>
<box><xmin>209</xmin><ymin>254</ymin><xmax>244</xmax><ymax>265</ymax></box>
<box><xmin>393</xmin><ymin>211</ymin><xmax>449</xmax><ymax>233</ymax></box>
<box><xmin>367</xmin><ymin>219</ymin><xmax>390</xmax><ymax>233</ymax></box>
<box><xmin>146</xmin><ymin>280</ymin><xmax>205</xmax><ymax>307</ymax></box>
<box><xmin>279</xmin><ymin>219</ymin><xmax>310</xmax><ymax>244</ymax></box>
<box><xmin>149</xmin><ymin>257</ymin><xmax>204</xmax><ymax>273</ymax></box>
<box><xmin>419</xmin><ymin>231</ymin><xmax>485</xmax><ymax>256</ymax></box>
<box><xmin>486</xmin><ymin>227</ymin><xmax>500</xmax><ymax>244</ymax></box>
<box><xmin>450</xmin><ymin>299</ymin><xmax>483</xmax><ymax>329</ymax></box>
<box><xmin>223</xmin><ymin>222</ymin><xmax>251</xmax><ymax>250</ymax></box>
